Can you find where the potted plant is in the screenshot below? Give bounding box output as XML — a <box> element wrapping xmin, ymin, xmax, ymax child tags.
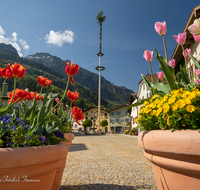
<box><xmin>0</xmin><ymin>61</ymin><xmax>84</xmax><ymax>190</ymax></box>
<box><xmin>127</xmin><ymin>18</ymin><xmax>200</xmax><ymax>190</ymax></box>
<box><xmin>130</xmin><ymin>128</ymin><xmax>137</xmax><ymax>135</ymax></box>
<box><xmin>100</xmin><ymin>119</ymin><xmax>108</xmax><ymax>133</ymax></box>
<box><xmin>110</xmin><ymin>129</ymin><xmax>114</xmax><ymax>134</ymax></box>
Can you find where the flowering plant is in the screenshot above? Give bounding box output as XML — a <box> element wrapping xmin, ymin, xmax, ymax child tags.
<box><xmin>0</xmin><ymin>62</ymin><xmax>84</xmax><ymax>148</ymax></box>
<box><xmin>127</xmin><ymin>18</ymin><xmax>200</xmax><ymax>131</ymax></box>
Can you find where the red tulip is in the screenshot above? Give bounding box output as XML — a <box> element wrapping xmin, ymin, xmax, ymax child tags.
<box><xmin>28</xmin><ymin>92</ymin><xmax>43</xmax><ymax>101</ymax></box>
<box><xmin>0</xmin><ymin>68</ymin><xmax>12</xmax><ymax>79</ymax></box>
<box><xmin>65</xmin><ymin>62</ymin><xmax>79</xmax><ymax>84</ymax></box>
<box><xmin>72</xmin><ymin>107</ymin><xmax>84</xmax><ymax>125</ymax></box>
<box><xmin>38</xmin><ymin>76</ymin><xmax>52</xmax><ymax>87</ymax></box>
<box><xmin>67</xmin><ymin>90</ymin><xmax>79</xmax><ymax>101</ymax></box>
<box><xmin>8</xmin><ymin>89</ymin><xmax>28</xmax><ymax>104</ymax></box>
<box><xmin>7</xmin><ymin>63</ymin><xmax>26</xmax><ymax>78</ymax></box>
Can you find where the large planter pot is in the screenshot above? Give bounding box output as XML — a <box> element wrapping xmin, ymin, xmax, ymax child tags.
<box><xmin>110</xmin><ymin>131</ymin><xmax>114</xmax><ymax>134</ymax></box>
<box><xmin>0</xmin><ymin>133</ymin><xmax>74</xmax><ymax>190</ymax></box>
<box><xmin>138</xmin><ymin>130</ymin><xmax>200</xmax><ymax>190</ymax></box>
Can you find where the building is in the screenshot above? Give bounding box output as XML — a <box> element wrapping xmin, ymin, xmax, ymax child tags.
<box><xmin>82</xmin><ymin>107</ymin><xmax>110</xmax><ymax>133</ymax></box>
<box><xmin>109</xmin><ymin>105</ymin><xmax>131</xmax><ymax>134</ymax></box>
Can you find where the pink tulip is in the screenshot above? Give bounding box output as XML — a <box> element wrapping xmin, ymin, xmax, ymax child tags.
<box><xmin>55</xmin><ymin>97</ymin><xmax>59</xmax><ymax>103</ymax></box>
<box><xmin>194</xmin><ymin>69</ymin><xmax>200</xmax><ymax>77</ymax></box>
<box><xmin>169</xmin><ymin>59</ymin><xmax>176</xmax><ymax>69</ymax></box>
<box><xmin>157</xmin><ymin>71</ymin><xmax>164</xmax><ymax>80</ymax></box>
<box><xmin>188</xmin><ymin>18</ymin><xmax>200</xmax><ymax>35</ymax></box>
<box><xmin>155</xmin><ymin>21</ymin><xmax>167</xmax><ymax>36</ymax></box>
<box><xmin>183</xmin><ymin>48</ymin><xmax>191</xmax><ymax>60</ymax></box>
<box><xmin>143</xmin><ymin>50</ymin><xmax>153</xmax><ymax>62</ymax></box>
<box><xmin>173</xmin><ymin>32</ymin><xmax>187</xmax><ymax>45</ymax></box>
<box><xmin>195</xmin><ymin>79</ymin><xmax>200</xmax><ymax>84</ymax></box>
<box><xmin>193</xmin><ymin>34</ymin><xmax>200</xmax><ymax>42</ymax></box>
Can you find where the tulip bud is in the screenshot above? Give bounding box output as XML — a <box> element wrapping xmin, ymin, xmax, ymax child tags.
<box><xmin>193</xmin><ymin>34</ymin><xmax>200</xmax><ymax>42</ymax></box>
<box><xmin>173</xmin><ymin>32</ymin><xmax>187</xmax><ymax>45</ymax></box>
<box><xmin>155</xmin><ymin>21</ymin><xmax>167</xmax><ymax>36</ymax></box>
<box><xmin>194</xmin><ymin>69</ymin><xmax>200</xmax><ymax>77</ymax></box>
<box><xmin>169</xmin><ymin>59</ymin><xmax>176</xmax><ymax>69</ymax></box>
<box><xmin>195</xmin><ymin>79</ymin><xmax>200</xmax><ymax>84</ymax></box>
<box><xmin>157</xmin><ymin>71</ymin><xmax>164</xmax><ymax>80</ymax></box>
<box><xmin>188</xmin><ymin>18</ymin><xmax>200</xmax><ymax>36</ymax></box>
<box><xmin>183</xmin><ymin>48</ymin><xmax>191</xmax><ymax>60</ymax></box>
<box><xmin>143</xmin><ymin>50</ymin><xmax>153</xmax><ymax>62</ymax></box>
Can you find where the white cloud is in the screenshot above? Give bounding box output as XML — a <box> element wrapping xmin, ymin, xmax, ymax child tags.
<box><xmin>44</xmin><ymin>30</ymin><xmax>74</xmax><ymax>47</ymax></box>
<box><xmin>0</xmin><ymin>25</ymin><xmax>29</xmax><ymax>57</ymax></box>
<box><xmin>0</xmin><ymin>26</ymin><xmax>5</xmax><ymax>35</ymax></box>
<box><xmin>19</xmin><ymin>39</ymin><xmax>30</xmax><ymax>50</ymax></box>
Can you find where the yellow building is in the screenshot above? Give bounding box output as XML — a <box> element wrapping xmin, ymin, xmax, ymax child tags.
<box><xmin>82</xmin><ymin>107</ymin><xmax>110</xmax><ymax>133</ymax></box>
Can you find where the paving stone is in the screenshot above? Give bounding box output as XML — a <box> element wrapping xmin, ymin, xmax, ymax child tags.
<box><xmin>60</xmin><ymin>133</ymin><xmax>157</xmax><ymax>190</ymax></box>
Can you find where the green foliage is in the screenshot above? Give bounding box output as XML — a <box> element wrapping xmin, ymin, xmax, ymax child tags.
<box><xmin>100</xmin><ymin>119</ymin><xmax>108</xmax><ymax>127</ymax></box>
<box><xmin>82</xmin><ymin>119</ymin><xmax>92</xmax><ymax>128</ymax></box>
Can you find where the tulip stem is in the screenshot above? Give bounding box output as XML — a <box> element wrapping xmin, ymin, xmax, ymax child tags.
<box><xmin>0</xmin><ymin>78</ymin><xmax>6</xmax><ymax>104</ymax></box>
<box><xmin>47</xmin><ymin>77</ymin><xmax>70</xmax><ymax>116</ymax></box>
<box><xmin>162</xmin><ymin>35</ymin><xmax>168</xmax><ymax>65</ymax></box>
<box><xmin>149</xmin><ymin>61</ymin><xmax>154</xmax><ymax>82</ymax></box>
<box><xmin>181</xmin><ymin>45</ymin><xmax>190</xmax><ymax>79</ymax></box>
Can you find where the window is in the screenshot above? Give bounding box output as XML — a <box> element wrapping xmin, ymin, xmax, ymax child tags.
<box><xmin>121</xmin><ymin>118</ymin><xmax>124</xmax><ymax>122</ymax></box>
<box><xmin>116</xmin><ymin>111</ymin><xmax>121</xmax><ymax>115</ymax></box>
<box><xmin>91</xmin><ymin>117</ymin><xmax>93</xmax><ymax>120</ymax></box>
<box><xmin>143</xmin><ymin>84</ymin><xmax>145</xmax><ymax>90</ymax></box>
<box><xmin>125</xmin><ymin>118</ymin><xmax>130</xmax><ymax>123</ymax></box>
<box><xmin>75</xmin><ymin>124</ymin><xmax>78</xmax><ymax>128</ymax></box>
<box><xmin>147</xmin><ymin>93</ymin><xmax>148</xmax><ymax>98</ymax></box>
<box><xmin>110</xmin><ymin>112</ymin><xmax>114</xmax><ymax>115</ymax></box>
<box><xmin>86</xmin><ymin>117</ymin><xmax>88</xmax><ymax>119</ymax></box>
<box><xmin>86</xmin><ymin>112</ymin><xmax>88</xmax><ymax>116</ymax></box>
<box><xmin>125</xmin><ymin>110</ymin><xmax>127</xmax><ymax>114</ymax></box>
<box><xmin>110</xmin><ymin>118</ymin><xmax>115</xmax><ymax>123</ymax></box>
<box><xmin>91</xmin><ymin>111</ymin><xmax>93</xmax><ymax>114</ymax></box>
<box><xmin>105</xmin><ymin>113</ymin><xmax>107</xmax><ymax>116</ymax></box>
<box><xmin>142</xmin><ymin>96</ymin><xmax>144</xmax><ymax>99</ymax></box>
<box><xmin>116</xmin><ymin>118</ymin><xmax>121</xmax><ymax>123</ymax></box>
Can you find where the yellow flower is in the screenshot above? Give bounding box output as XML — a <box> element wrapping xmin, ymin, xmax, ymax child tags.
<box><xmin>143</xmin><ymin>101</ymin><xmax>148</xmax><ymax>106</ymax></box>
<box><xmin>176</xmin><ymin>99</ymin><xmax>186</xmax><ymax>108</ymax></box>
<box><xmin>163</xmin><ymin>103</ymin><xmax>170</xmax><ymax>113</ymax></box>
<box><xmin>165</xmin><ymin>115</ymin><xmax>170</xmax><ymax>126</ymax></box>
<box><xmin>156</xmin><ymin>107</ymin><xmax>163</xmax><ymax>117</ymax></box>
<box><xmin>154</xmin><ymin>99</ymin><xmax>160</xmax><ymax>105</ymax></box>
<box><xmin>163</xmin><ymin>94</ymin><xmax>169</xmax><ymax>102</ymax></box>
<box><xmin>150</xmin><ymin>110</ymin><xmax>156</xmax><ymax>116</ymax></box>
<box><xmin>168</xmin><ymin>96</ymin><xmax>176</xmax><ymax>104</ymax></box>
<box><xmin>188</xmin><ymin>92</ymin><xmax>196</xmax><ymax>100</ymax></box>
<box><xmin>172</xmin><ymin>103</ymin><xmax>178</xmax><ymax>111</ymax></box>
<box><xmin>184</xmin><ymin>98</ymin><xmax>191</xmax><ymax>105</ymax></box>
<box><xmin>186</xmin><ymin>105</ymin><xmax>195</xmax><ymax>113</ymax></box>
<box><xmin>182</xmin><ymin>91</ymin><xmax>190</xmax><ymax>97</ymax></box>
<box><xmin>152</xmin><ymin>95</ymin><xmax>158</xmax><ymax>100</ymax></box>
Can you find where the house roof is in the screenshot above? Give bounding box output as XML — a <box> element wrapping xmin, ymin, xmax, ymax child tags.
<box><xmin>171</xmin><ymin>5</ymin><xmax>200</xmax><ymax>65</ymax></box>
<box><xmin>108</xmin><ymin>104</ymin><xmax>128</xmax><ymax>113</ymax></box>
<box><xmin>83</xmin><ymin>106</ymin><xmax>108</xmax><ymax>113</ymax></box>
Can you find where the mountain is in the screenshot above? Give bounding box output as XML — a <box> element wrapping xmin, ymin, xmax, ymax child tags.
<box><xmin>26</xmin><ymin>53</ymin><xmax>134</xmax><ymax>104</ymax></box>
<box><xmin>0</xmin><ymin>43</ymin><xmax>19</xmax><ymax>56</ymax></box>
<box><xmin>0</xmin><ymin>47</ymin><xmax>120</xmax><ymax>110</ymax></box>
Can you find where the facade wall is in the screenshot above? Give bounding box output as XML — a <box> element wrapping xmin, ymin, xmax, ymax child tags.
<box><xmin>110</xmin><ymin>106</ymin><xmax>130</xmax><ymax>134</ymax></box>
<box><xmin>83</xmin><ymin>107</ymin><xmax>110</xmax><ymax>132</ymax></box>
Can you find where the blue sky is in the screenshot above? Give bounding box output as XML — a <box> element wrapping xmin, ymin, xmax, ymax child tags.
<box><xmin>0</xmin><ymin>1</ymin><xmax>200</xmax><ymax>93</ymax></box>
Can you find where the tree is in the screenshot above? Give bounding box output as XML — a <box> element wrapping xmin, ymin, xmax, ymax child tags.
<box><xmin>100</xmin><ymin>120</ymin><xmax>108</xmax><ymax>127</ymax></box>
<box><xmin>82</xmin><ymin>119</ymin><xmax>92</xmax><ymax>132</ymax></box>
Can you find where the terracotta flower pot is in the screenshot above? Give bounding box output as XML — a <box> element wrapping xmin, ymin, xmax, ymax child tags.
<box><xmin>132</xmin><ymin>132</ymin><xmax>136</xmax><ymax>135</ymax></box>
<box><xmin>138</xmin><ymin>130</ymin><xmax>200</xmax><ymax>190</ymax></box>
<box><xmin>0</xmin><ymin>133</ymin><xmax>74</xmax><ymax>190</ymax></box>
<box><xmin>110</xmin><ymin>131</ymin><xmax>114</xmax><ymax>134</ymax></box>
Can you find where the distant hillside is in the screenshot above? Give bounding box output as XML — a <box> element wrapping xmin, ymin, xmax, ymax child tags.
<box><xmin>0</xmin><ymin>43</ymin><xmax>19</xmax><ymax>56</ymax></box>
<box><xmin>26</xmin><ymin>53</ymin><xmax>134</xmax><ymax>104</ymax></box>
<box><xmin>0</xmin><ymin>51</ymin><xmax>120</xmax><ymax>110</ymax></box>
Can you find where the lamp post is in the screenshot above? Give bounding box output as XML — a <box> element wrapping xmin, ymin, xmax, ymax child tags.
<box><xmin>95</xmin><ymin>9</ymin><xmax>106</xmax><ymax>135</ymax></box>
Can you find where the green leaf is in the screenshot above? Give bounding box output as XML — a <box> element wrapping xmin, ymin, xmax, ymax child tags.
<box><xmin>187</xmin><ymin>53</ymin><xmax>200</xmax><ymax>70</ymax></box>
<box><xmin>51</xmin><ymin>114</ymin><xmax>64</xmax><ymax>133</ymax></box>
<box><xmin>126</xmin><ymin>97</ymin><xmax>151</xmax><ymax>110</ymax></box>
<box><xmin>198</xmin><ymin>129</ymin><xmax>200</xmax><ymax>133</ymax></box>
<box><xmin>43</xmin><ymin>122</ymin><xmax>59</xmax><ymax>137</ymax></box>
<box><xmin>47</xmin><ymin>93</ymin><xmax>58</xmax><ymax>112</ymax></box>
<box><xmin>156</xmin><ymin>49</ymin><xmax>176</xmax><ymax>91</ymax></box>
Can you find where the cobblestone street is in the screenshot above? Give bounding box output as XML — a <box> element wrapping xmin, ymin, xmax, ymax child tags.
<box><xmin>60</xmin><ymin>133</ymin><xmax>157</xmax><ymax>190</ymax></box>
